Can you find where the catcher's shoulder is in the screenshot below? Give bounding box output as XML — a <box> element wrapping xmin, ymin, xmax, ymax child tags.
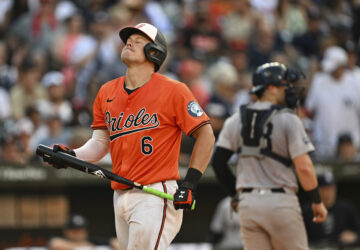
<box><xmin>276</xmin><ymin>107</ymin><xmax>298</xmax><ymax>119</ymax></box>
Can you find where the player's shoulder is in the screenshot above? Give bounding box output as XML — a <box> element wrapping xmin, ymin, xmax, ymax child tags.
<box><xmin>223</xmin><ymin>110</ymin><xmax>241</xmax><ymax>129</ymax></box>
<box><xmin>275</xmin><ymin>107</ymin><xmax>299</xmax><ymax>123</ymax></box>
<box><xmin>153</xmin><ymin>73</ymin><xmax>189</xmax><ymax>91</ymax></box>
<box><xmin>276</xmin><ymin>107</ymin><xmax>296</xmax><ymax>116</ymax></box>
<box><xmin>99</xmin><ymin>76</ymin><xmax>125</xmax><ymax>92</ymax></box>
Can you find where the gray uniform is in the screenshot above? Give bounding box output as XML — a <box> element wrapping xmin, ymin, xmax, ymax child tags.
<box><xmin>216</xmin><ymin>101</ymin><xmax>314</xmax><ymax>250</ymax></box>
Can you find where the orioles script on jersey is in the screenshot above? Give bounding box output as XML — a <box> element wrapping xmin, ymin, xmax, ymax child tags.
<box><xmin>105</xmin><ymin>108</ymin><xmax>160</xmax><ymax>141</ymax></box>
<box><xmin>91</xmin><ymin>73</ymin><xmax>210</xmax><ymax>189</ymax></box>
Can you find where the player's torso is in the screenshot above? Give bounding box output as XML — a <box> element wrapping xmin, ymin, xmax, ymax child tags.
<box><xmin>98</xmin><ymin>74</ymin><xmax>192</xmax><ymax>189</ymax></box>
<box><xmin>234</xmin><ymin>102</ymin><xmax>298</xmax><ymax>189</ymax></box>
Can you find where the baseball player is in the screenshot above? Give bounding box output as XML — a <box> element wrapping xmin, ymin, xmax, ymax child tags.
<box><xmin>44</xmin><ymin>23</ymin><xmax>215</xmax><ymax>250</ymax></box>
<box><xmin>211</xmin><ymin>62</ymin><xmax>328</xmax><ymax>250</ymax></box>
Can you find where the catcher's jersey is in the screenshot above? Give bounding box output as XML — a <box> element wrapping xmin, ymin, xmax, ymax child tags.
<box><xmin>92</xmin><ymin>73</ymin><xmax>210</xmax><ymax>190</ymax></box>
<box><xmin>216</xmin><ymin>101</ymin><xmax>314</xmax><ymax>192</ymax></box>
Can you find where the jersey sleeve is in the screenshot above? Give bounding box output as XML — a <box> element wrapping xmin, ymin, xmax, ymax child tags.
<box><xmin>172</xmin><ymin>82</ymin><xmax>210</xmax><ymax>136</ymax></box>
<box><xmin>91</xmin><ymin>86</ymin><xmax>107</xmax><ymax>130</ymax></box>
<box><xmin>284</xmin><ymin>113</ymin><xmax>315</xmax><ymax>159</ymax></box>
<box><xmin>216</xmin><ymin>112</ymin><xmax>240</xmax><ymax>152</ymax></box>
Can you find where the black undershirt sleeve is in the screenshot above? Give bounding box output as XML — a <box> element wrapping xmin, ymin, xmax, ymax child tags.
<box><xmin>211</xmin><ymin>146</ymin><xmax>237</xmax><ymax>196</ymax></box>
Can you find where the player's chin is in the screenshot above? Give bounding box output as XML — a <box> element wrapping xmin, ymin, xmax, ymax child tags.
<box><xmin>121</xmin><ymin>54</ymin><xmax>132</xmax><ymax>65</ymax></box>
<box><xmin>121</xmin><ymin>50</ymin><xmax>134</xmax><ymax>60</ymax></box>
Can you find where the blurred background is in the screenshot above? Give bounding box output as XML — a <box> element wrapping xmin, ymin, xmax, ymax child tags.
<box><xmin>0</xmin><ymin>0</ymin><xmax>360</xmax><ymax>249</ymax></box>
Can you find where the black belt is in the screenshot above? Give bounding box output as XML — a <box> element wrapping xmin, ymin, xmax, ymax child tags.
<box><xmin>242</xmin><ymin>187</ymin><xmax>285</xmax><ymax>193</ymax></box>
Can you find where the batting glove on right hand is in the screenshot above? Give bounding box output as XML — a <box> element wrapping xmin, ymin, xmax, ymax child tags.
<box><xmin>43</xmin><ymin>144</ymin><xmax>76</xmax><ymax>169</ymax></box>
<box><xmin>173</xmin><ymin>182</ymin><xmax>196</xmax><ymax>210</ymax></box>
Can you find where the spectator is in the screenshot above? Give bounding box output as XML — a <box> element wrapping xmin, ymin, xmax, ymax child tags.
<box><xmin>177</xmin><ymin>58</ymin><xmax>210</xmax><ymax>108</ymax></box>
<box><xmin>344</xmin><ymin>40</ymin><xmax>360</xmax><ymax>85</ymax></box>
<box><xmin>16</xmin><ymin>118</ymin><xmax>35</xmax><ymax>163</ymax></box>
<box><xmin>208</xmin><ymin>196</ymin><xmax>243</xmax><ymax>249</ymax></box>
<box><xmin>247</xmin><ymin>22</ymin><xmax>276</xmax><ymax>70</ymax></box>
<box><xmin>38</xmin><ymin>114</ymin><xmax>71</xmax><ymax>148</ymax></box>
<box><xmin>208</xmin><ymin>60</ymin><xmax>238</xmax><ymax>121</ymax></box>
<box><xmin>219</xmin><ymin>0</ymin><xmax>256</xmax><ymax>51</ymax></box>
<box><xmin>51</xmin><ymin>12</ymin><xmax>97</xmax><ymax>100</ymax></box>
<box><xmin>303</xmin><ymin>172</ymin><xmax>360</xmax><ymax>248</ymax></box>
<box><xmin>0</xmin><ymin>41</ymin><xmax>17</xmax><ymax>91</ymax></box>
<box><xmin>305</xmin><ymin>46</ymin><xmax>360</xmax><ymax>159</ymax></box>
<box><xmin>88</xmin><ymin>11</ymin><xmax>120</xmax><ymax>83</ymax></box>
<box><xmin>336</xmin><ymin>133</ymin><xmax>360</xmax><ymax>162</ymax></box>
<box><xmin>249</xmin><ymin>0</ymin><xmax>278</xmax><ymax>28</ymax></box>
<box><xmin>0</xmin><ymin>0</ymin><xmax>12</xmax><ymax>37</ymax></box>
<box><xmin>0</xmin><ymin>118</ymin><xmax>30</xmax><ymax>164</ymax></box>
<box><xmin>10</xmin><ymin>57</ymin><xmax>46</xmax><ymax>120</ymax></box>
<box><xmin>25</xmin><ymin>105</ymin><xmax>48</xmax><ymax>153</ymax></box>
<box><xmin>49</xmin><ymin>214</ymin><xmax>94</xmax><ymax>250</ymax></box>
<box><xmin>292</xmin><ymin>9</ymin><xmax>324</xmax><ymax>58</ymax></box>
<box><xmin>0</xmin><ymin>86</ymin><xmax>11</xmax><ymax>120</ymax></box>
<box><xmin>11</xmin><ymin>0</ymin><xmax>59</xmax><ymax>51</ymax></box>
<box><xmin>275</xmin><ymin>0</ymin><xmax>308</xmax><ymax>43</ymax></box>
<box><xmin>205</xmin><ymin>101</ymin><xmax>229</xmax><ymax>141</ymax></box>
<box><xmin>36</xmin><ymin>71</ymin><xmax>73</xmax><ymax>125</ymax></box>
<box><xmin>179</xmin><ymin>10</ymin><xmax>225</xmax><ymax>63</ymax></box>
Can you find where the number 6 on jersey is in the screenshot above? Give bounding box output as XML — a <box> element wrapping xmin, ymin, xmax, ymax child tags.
<box><xmin>141</xmin><ymin>136</ymin><xmax>153</xmax><ymax>155</ymax></box>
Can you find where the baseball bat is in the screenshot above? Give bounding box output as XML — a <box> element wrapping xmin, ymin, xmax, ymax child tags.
<box><xmin>36</xmin><ymin>144</ymin><xmax>174</xmax><ymax>200</ymax></box>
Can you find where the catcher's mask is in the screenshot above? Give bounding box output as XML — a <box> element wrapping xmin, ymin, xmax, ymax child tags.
<box><xmin>251</xmin><ymin>62</ymin><xmax>305</xmax><ymax>108</ymax></box>
<box><xmin>119</xmin><ymin>23</ymin><xmax>167</xmax><ymax>72</ymax></box>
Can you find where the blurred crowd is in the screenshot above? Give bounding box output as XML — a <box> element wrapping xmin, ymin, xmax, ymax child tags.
<box><xmin>0</xmin><ymin>0</ymin><xmax>360</xmax><ymax>164</ymax></box>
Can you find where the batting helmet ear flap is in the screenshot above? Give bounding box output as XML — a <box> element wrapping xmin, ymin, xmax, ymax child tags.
<box><xmin>144</xmin><ymin>43</ymin><xmax>167</xmax><ymax>72</ymax></box>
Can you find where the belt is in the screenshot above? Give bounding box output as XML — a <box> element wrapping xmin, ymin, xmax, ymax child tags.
<box><xmin>242</xmin><ymin>187</ymin><xmax>285</xmax><ymax>193</ymax></box>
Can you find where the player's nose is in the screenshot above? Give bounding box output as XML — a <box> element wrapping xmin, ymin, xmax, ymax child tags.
<box><xmin>127</xmin><ymin>39</ymin><xmax>135</xmax><ymax>46</ymax></box>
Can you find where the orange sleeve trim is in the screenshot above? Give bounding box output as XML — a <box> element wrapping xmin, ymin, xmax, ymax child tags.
<box><xmin>187</xmin><ymin>120</ymin><xmax>211</xmax><ymax>137</ymax></box>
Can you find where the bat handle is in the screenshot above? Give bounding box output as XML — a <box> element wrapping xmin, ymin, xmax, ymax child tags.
<box><xmin>191</xmin><ymin>200</ymin><xmax>196</xmax><ymax>210</ymax></box>
<box><xmin>142</xmin><ymin>186</ymin><xmax>174</xmax><ymax>200</ymax></box>
<box><xmin>142</xmin><ymin>186</ymin><xmax>196</xmax><ymax>211</ymax></box>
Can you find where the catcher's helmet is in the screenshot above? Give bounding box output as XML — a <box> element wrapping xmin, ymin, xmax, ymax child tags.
<box><xmin>250</xmin><ymin>62</ymin><xmax>303</xmax><ymax>93</ymax></box>
<box><xmin>119</xmin><ymin>23</ymin><xmax>167</xmax><ymax>72</ymax></box>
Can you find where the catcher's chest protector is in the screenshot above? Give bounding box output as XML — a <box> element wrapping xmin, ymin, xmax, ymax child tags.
<box><xmin>238</xmin><ymin>105</ymin><xmax>292</xmax><ymax>167</ymax></box>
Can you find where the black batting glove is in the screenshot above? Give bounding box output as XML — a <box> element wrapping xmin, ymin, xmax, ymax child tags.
<box><xmin>173</xmin><ymin>168</ymin><xmax>202</xmax><ymax>210</ymax></box>
<box><xmin>43</xmin><ymin>144</ymin><xmax>76</xmax><ymax>169</ymax></box>
<box><xmin>174</xmin><ymin>182</ymin><xmax>196</xmax><ymax>210</ymax></box>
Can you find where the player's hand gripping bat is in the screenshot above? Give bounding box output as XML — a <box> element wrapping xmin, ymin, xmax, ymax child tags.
<box><xmin>36</xmin><ymin>144</ymin><xmax>196</xmax><ymax>210</ymax></box>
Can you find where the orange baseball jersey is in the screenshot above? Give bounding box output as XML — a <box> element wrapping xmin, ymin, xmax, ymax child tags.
<box><xmin>91</xmin><ymin>73</ymin><xmax>210</xmax><ymax>190</ymax></box>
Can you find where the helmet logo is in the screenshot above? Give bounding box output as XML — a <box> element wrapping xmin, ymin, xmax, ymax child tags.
<box><xmin>136</xmin><ymin>23</ymin><xmax>146</xmax><ymax>29</ymax></box>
